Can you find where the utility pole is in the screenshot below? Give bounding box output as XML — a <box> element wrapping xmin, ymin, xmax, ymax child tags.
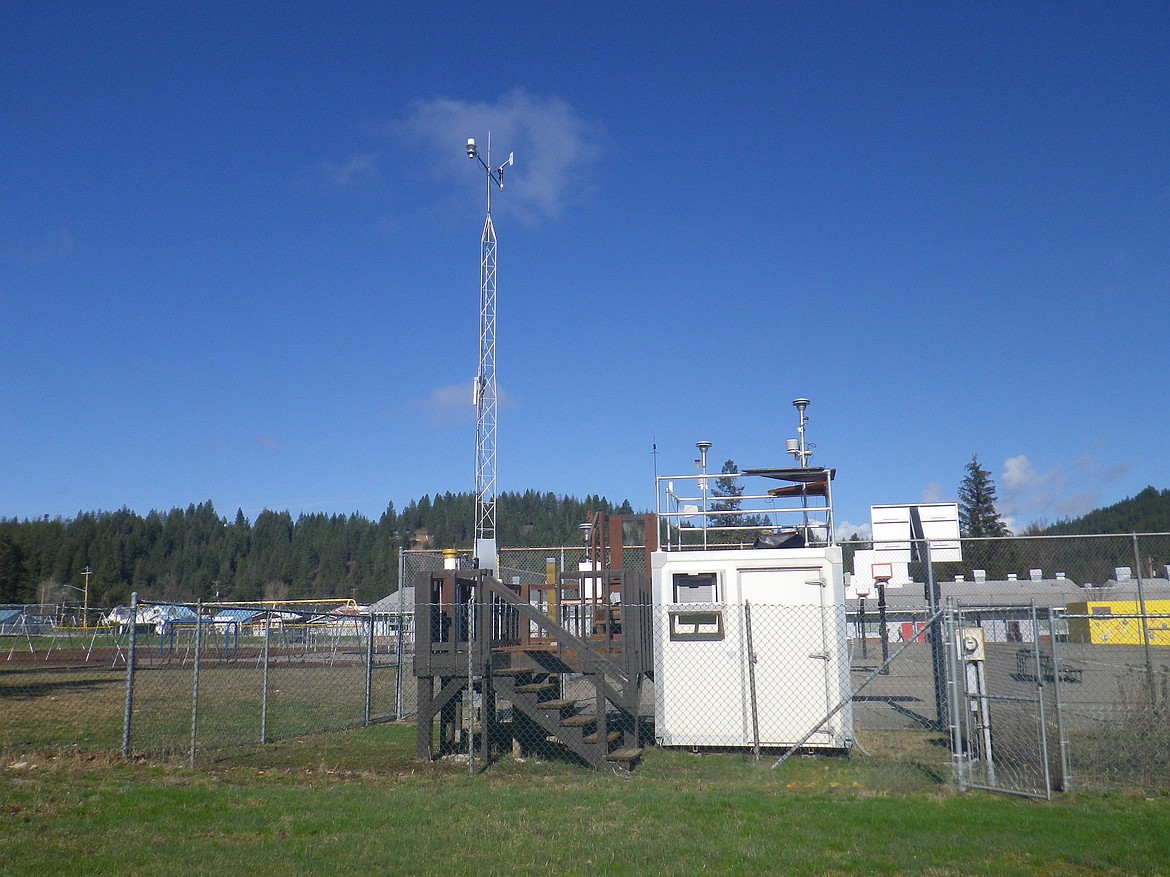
<box><xmin>81</xmin><ymin>565</ymin><xmax>92</xmax><ymax>628</ymax></box>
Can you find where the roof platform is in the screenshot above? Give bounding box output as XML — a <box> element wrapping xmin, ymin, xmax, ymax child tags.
<box><xmin>656</xmin><ymin>464</ymin><xmax>837</xmax><ymax>551</ymax></box>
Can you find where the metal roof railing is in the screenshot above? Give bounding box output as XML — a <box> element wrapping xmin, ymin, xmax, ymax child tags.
<box><xmin>655</xmin><ymin>466</ymin><xmax>835</xmax><ymax>551</ymax></box>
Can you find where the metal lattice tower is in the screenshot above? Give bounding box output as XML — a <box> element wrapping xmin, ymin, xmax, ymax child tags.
<box><xmin>466</xmin><ymin>134</ymin><xmax>513</xmax><ymax>573</ymax></box>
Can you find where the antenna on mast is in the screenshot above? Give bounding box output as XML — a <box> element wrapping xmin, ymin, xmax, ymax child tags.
<box><xmin>466</xmin><ymin>133</ymin><xmax>515</xmax><ymax>573</ymax></box>
<box><xmin>789</xmin><ymin>398</ymin><xmax>812</xmax><ymax>467</ymax></box>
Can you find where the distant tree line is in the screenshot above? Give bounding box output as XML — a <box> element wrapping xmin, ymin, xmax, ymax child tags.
<box><xmin>952</xmin><ymin>458</ymin><xmax>1170</xmax><ymax>582</ymax></box>
<box><xmin>841</xmin><ymin>457</ymin><xmax>1169</xmax><ymax>582</ymax></box>
<box><xmin>957</xmin><ymin>456</ymin><xmax>1170</xmax><ymax>538</ymax></box>
<box><xmin>1040</xmin><ymin>486</ymin><xmax>1170</xmax><ymax>536</ymax></box>
<box><xmin>4</xmin><ymin>470</ymin><xmax>1165</xmax><ymax>608</ymax></box>
<box><xmin>0</xmin><ymin>491</ymin><xmax>635</xmax><ymax>607</ymax></box>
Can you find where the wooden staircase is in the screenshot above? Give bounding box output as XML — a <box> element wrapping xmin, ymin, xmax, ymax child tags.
<box><xmin>492</xmin><ymin>666</ymin><xmax>643</xmax><ymax>770</ymax></box>
<box><xmin>414</xmin><ymin>565</ymin><xmax>652</xmax><ymax>772</ymax></box>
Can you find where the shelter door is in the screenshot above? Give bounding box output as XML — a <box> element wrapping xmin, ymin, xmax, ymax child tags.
<box><xmin>738</xmin><ymin>566</ymin><xmax>834</xmax><ymax>745</ymax></box>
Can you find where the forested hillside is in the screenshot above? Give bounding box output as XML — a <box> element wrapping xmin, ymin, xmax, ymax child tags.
<box><xmin>5</xmin><ymin>484</ymin><xmax>1165</xmax><ymax>609</ymax></box>
<box><xmin>0</xmin><ymin>491</ymin><xmax>634</xmax><ymax>607</ymax></box>
<box><xmin>1043</xmin><ymin>486</ymin><xmax>1170</xmax><ymax>535</ymax></box>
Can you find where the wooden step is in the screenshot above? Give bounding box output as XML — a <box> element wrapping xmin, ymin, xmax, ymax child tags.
<box><xmin>579</xmin><ymin>644</ymin><xmax>625</xmax><ymax>655</ymax></box>
<box><xmin>491</xmin><ymin>666</ymin><xmax>534</xmax><ymax>677</ymax></box>
<box><xmin>536</xmin><ymin>698</ymin><xmax>578</xmax><ymax>711</ymax></box>
<box><xmin>496</xmin><ymin>644</ymin><xmax>565</xmax><ymax>654</ymax></box>
<box><xmin>583</xmin><ymin>731</ymin><xmax>621</xmax><ymax>746</ymax></box>
<box><xmin>607</xmin><ymin>747</ymin><xmax>643</xmax><ymax>763</ymax></box>
<box><xmin>513</xmin><ymin>682</ymin><xmax>556</xmax><ymax>694</ymax></box>
<box><xmin>560</xmin><ymin>714</ymin><xmax>597</xmax><ymax>728</ymax></box>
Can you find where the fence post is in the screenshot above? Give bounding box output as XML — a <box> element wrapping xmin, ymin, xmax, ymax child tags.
<box><xmin>743</xmin><ymin>601</ymin><xmax>761</xmax><ymax>763</ymax></box>
<box><xmin>1048</xmin><ymin>606</ymin><xmax>1071</xmax><ymax>792</ymax></box>
<box><xmin>395</xmin><ymin>549</ymin><xmax>406</xmax><ymax>720</ymax></box>
<box><xmin>365</xmin><ymin>610</ymin><xmax>375</xmax><ymax>725</ymax></box>
<box><xmin>910</xmin><ymin>528</ymin><xmax>946</xmax><ymax>730</ymax></box>
<box><xmin>1132</xmin><ymin>533</ymin><xmax>1156</xmax><ymax>706</ymax></box>
<box><xmin>190</xmin><ymin>599</ymin><xmax>202</xmax><ymax>769</ymax></box>
<box><xmin>1029</xmin><ymin>603</ymin><xmax>1053</xmax><ymax>800</ymax></box>
<box><xmin>945</xmin><ymin>600</ymin><xmax>966</xmax><ymax>791</ymax></box>
<box><xmin>261</xmin><ymin>609</ymin><xmax>271</xmax><ymax>744</ymax></box>
<box><xmin>467</xmin><ymin>579</ymin><xmax>475</xmax><ymax>775</ymax></box>
<box><xmin>121</xmin><ymin>592</ymin><xmax>138</xmax><ymax>757</ymax></box>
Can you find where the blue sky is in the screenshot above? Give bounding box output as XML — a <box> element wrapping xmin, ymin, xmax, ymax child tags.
<box><xmin>3</xmin><ymin>2</ymin><xmax>1168</xmax><ymax>537</ymax></box>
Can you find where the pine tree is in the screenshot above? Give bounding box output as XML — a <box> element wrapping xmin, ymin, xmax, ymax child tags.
<box><xmin>0</xmin><ymin>531</ymin><xmax>25</xmax><ymax>603</ymax></box>
<box><xmin>708</xmin><ymin>459</ymin><xmax>766</xmax><ymax>535</ymax></box>
<box><xmin>958</xmin><ymin>455</ymin><xmax>1011</xmax><ymax>537</ymax></box>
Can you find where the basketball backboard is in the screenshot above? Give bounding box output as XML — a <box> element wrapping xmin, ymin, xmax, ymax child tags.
<box><xmin>870</xmin><ymin>502</ymin><xmax>962</xmax><ymax>563</ymax></box>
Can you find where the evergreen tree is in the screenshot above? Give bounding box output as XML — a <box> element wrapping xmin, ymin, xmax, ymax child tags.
<box><xmin>708</xmin><ymin>459</ymin><xmax>766</xmax><ymax>536</ymax></box>
<box><xmin>1044</xmin><ymin>486</ymin><xmax>1170</xmax><ymax>535</ymax></box>
<box><xmin>958</xmin><ymin>455</ymin><xmax>1011</xmax><ymax>537</ymax></box>
<box><xmin>0</xmin><ymin>530</ymin><xmax>26</xmax><ymax>603</ymax></box>
<box><xmin>0</xmin><ymin>489</ymin><xmax>637</xmax><ymax>604</ymax></box>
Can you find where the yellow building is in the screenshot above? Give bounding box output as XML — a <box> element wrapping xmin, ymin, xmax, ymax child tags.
<box><xmin>1066</xmin><ymin>599</ymin><xmax>1170</xmax><ymax>646</ymax></box>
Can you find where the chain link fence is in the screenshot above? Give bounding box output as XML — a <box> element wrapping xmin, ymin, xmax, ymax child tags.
<box><xmin>848</xmin><ymin>533</ymin><xmax>1170</xmax><ymax>795</ymax></box>
<box><xmin>3</xmin><ymin>534</ymin><xmax>1168</xmax><ymax>792</ymax></box>
<box><xmin>1</xmin><ymin>599</ymin><xmax>412</xmax><ymax>764</ymax></box>
<box><xmin>1</xmin><ymin>605</ymin><xmax>129</xmax><ymax>752</ymax></box>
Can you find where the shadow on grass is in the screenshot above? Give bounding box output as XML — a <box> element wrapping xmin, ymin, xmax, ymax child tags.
<box><xmin>0</xmin><ymin>673</ymin><xmax>122</xmax><ymax>701</ymax></box>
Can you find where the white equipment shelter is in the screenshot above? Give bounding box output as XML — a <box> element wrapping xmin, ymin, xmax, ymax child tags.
<box><xmin>651</xmin><ymin>446</ymin><xmax>852</xmax><ymax>751</ymax></box>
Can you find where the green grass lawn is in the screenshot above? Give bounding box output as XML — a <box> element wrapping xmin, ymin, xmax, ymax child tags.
<box><xmin>0</xmin><ymin>658</ymin><xmax>397</xmax><ymax>756</ymax></box>
<box><xmin>2</xmin><ymin>724</ymin><xmax>1168</xmax><ymax>877</ymax></box>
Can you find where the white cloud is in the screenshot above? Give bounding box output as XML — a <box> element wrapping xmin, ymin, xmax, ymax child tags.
<box><xmin>997</xmin><ymin>452</ymin><xmax>1133</xmax><ymax>525</ymax></box>
<box><xmin>407</xmin><ymin>383</ymin><xmax>474</xmax><ymax>428</ymax></box>
<box><xmin>835</xmin><ymin>520</ymin><xmax>872</xmax><ymax>541</ymax></box>
<box><xmin>321</xmin><ymin>153</ymin><xmax>379</xmax><ymax>187</ymax></box>
<box><xmin>920</xmin><ymin>482</ymin><xmax>943</xmax><ymax>503</ymax></box>
<box><xmin>998</xmin><ymin>455</ymin><xmax>1067</xmax><ymax>521</ymax></box>
<box><xmin>1002</xmin><ymin>454</ymin><xmax>1039</xmax><ymax>490</ymax></box>
<box><xmin>404</xmin><ymin>382</ymin><xmax>514</xmax><ymax>429</ymax></box>
<box><xmin>1074</xmin><ymin>454</ymin><xmax>1130</xmax><ymax>485</ymax></box>
<box><xmin>398</xmin><ymin>89</ymin><xmax>603</xmax><ymax>222</ymax></box>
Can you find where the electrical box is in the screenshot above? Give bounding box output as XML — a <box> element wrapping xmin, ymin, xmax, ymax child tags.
<box><xmin>958</xmin><ymin>626</ymin><xmax>986</xmax><ymax>661</ymax></box>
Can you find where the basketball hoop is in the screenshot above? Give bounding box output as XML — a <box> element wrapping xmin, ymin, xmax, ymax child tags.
<box><xmin>871</xmin><ymin>562</ymin><xmax>893</xmax><ymax>584</ymax></box>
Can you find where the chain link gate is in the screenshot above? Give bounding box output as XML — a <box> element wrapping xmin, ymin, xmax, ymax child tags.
<box><xmin>769</xmin><ymin>602</ymin><xmax>1058</xmax><ymax>798</ymax></box>
<box><xmin>951</xmin><ymin>604</ymin><xmax>1056</xmax><ymax>798</ymax></box>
